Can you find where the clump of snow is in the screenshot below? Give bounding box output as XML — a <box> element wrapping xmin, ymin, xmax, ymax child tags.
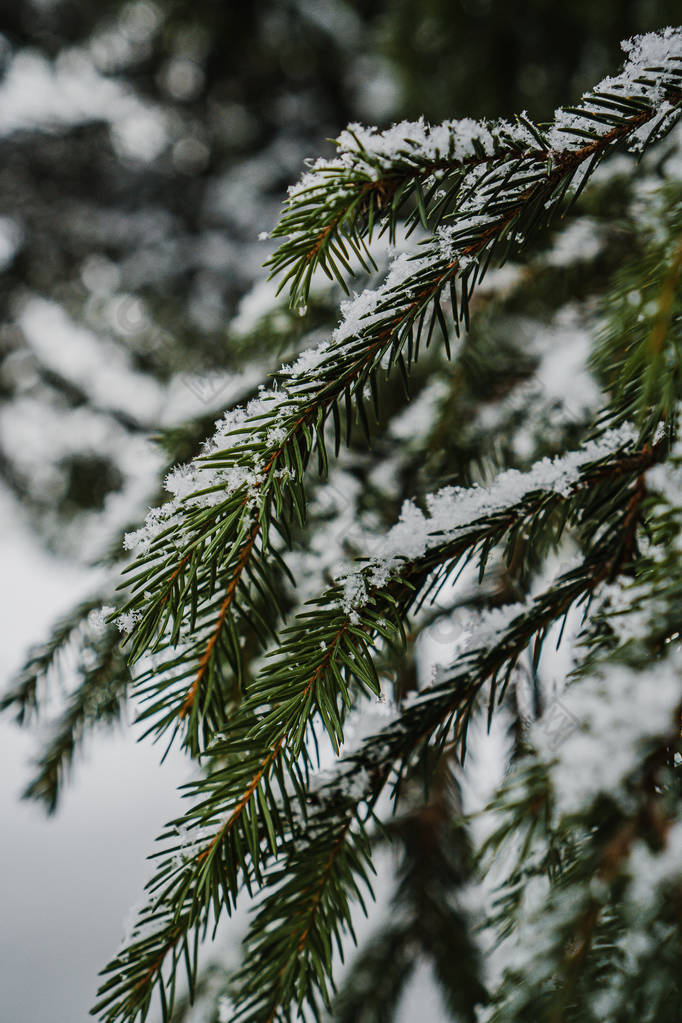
<box><xmin>289</xmin><ymin>108</ymin><xmax>545</xmax><ymax>202</ymax></box>
<box><xmin>337</xmin><ymin>424</ymin><xmax>637</xmax><ymax>612</ymax></box>
<box><xmin>646</xmin><ymin>457</ymin><xmax>682</xmax><ymax>513</ymax></box>
<box><xmin>122</xmin><ymin>380</ymin><xmax>298</xmax><ymax>558</ymax></box>
<box><xmin>626</xmin><ymin>819</ymin><xmax>682</xmax><ymax>914</ymax></box>
<box><xmin>334</xmin><ymin>116</ymin><xmax>498</xmax><ymax>177</ymax></box>
<box><xmin>473</xmin><ymin>308</ymin><xmax>602</xmax><ymax>460</ymax></box>
<box><xmin>0</xmin><ymin>47</ymin><xmax>168</xmax><ymax>162</ymax></box>
<box><xmin>389</xmin><ymin>379</ymin><xmax>450</xmax><ymax>443</ymax></box>
<box><xmin>117</xmin><ymin>610</ymin><xmax>141</xmax><ymax>635</ymax></box>
<box><xmin>19</xmin><ymin>296</ymin><xmax>164</xmax><ymax>424</ymax></box>
<box><xmin>430</xmin><ymin>603</ymin><xmax>531</xmax><ymax>677</ymax></box>
<box><xmin>534</xmin><ymin>651</ymin><xmax>681</xmax><ymax>816</ymax></box>
<box><xmin>87</xmin><ymin>605</ymin><xmax>116</xmax><ymax>634</ymax></box>
<box><xmin>230</xmin><ymin>278</ymin><xmax>282</xmax><ymax>336</ymax></box>
<box><xmin>591</xmin><ymin>578</ymin><xmax>655</xmax><ymax>646</ymax></box>
<box><xmin>281</xmin><ymin>340</ymin><xmax>333</xmax><ymax>379</ymax></box>
<box><xmin>332</xmin><ymin>251</ymin><xmax>430</xmax><ymax>344</ymax></box>
<box><xmin>548</xmin><ymin>28</ymin><xmax>682</xmax><ymax>152</ymax></box>
<box><xmin>218</xmin><ymin>996</ymin><xmax>235</xmax><ymax>1023</ymax></box>
<box><xmin>544</xmin><ymin>218</ymin><xmax>602</xmax><ymax>267</ymax></box>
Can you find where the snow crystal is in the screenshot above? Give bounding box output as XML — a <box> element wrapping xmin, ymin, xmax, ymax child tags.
<box><xmin>87</xmin><ymin>605</ymin><xmax>116</xmax><ymax>633</ymax></box>
<box><xmin>626</xmin><ymin>819</ymin><xmax>682</xmax><ymax>914</ymax></box>
<box><xmin>620</xmin><ymin>26</ymin><xmax>682</xmax><ymax>75</ymax></box>
<box><xmin>116</xmin><ymin>610</ymin><xmax>141</xmax><ymax>635</ymax></box>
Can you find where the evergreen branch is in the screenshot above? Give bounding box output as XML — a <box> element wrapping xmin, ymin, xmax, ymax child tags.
<box><xmin>119</xmin><ymin>228</ymin><xmax>656</xmax><ymax>757</ymax></box>
<box><xmin>177</xmin><ymin>522</ymin><xmax>260</xmax><ymax>721</ymax></box>
<box><xmin>116</xmin><ymin>35</ymin><xmax>682</xmax><ymax>755</ymax></box>
<box><xmin>333</xmin><ymin>769</ymin><xmax>486</xmax><ymax>1023</ymax></box>
<box><xmin>91</xmin><ymin>716</ymin><xmax>306</xmax><ymax>1023</ymax></box>
<box><xmin>230</xmin><ymin>811</ymin><xmax>369</xmax><ymax>1023</ymax></box>
<box><xmin>22</xmin><ymin>631</ymin><xmax>130</xmax><ymax>813</ymax></box>
<box><xmin>0</xmin><ymin>593</ymin><xmax>111</xmax><ymax>723</ymax></box>
<box><xmin>88</xmin><ymin>31</ymin><xmax>682</xmax><ymax>1023</ymax></box>
<box><xmin>122</xmin><ymin>507</ymin><xmax>290</xmax><ymax>753</ymax></box>
<box><xmin>478</xmin><ymin>515</ymin><xmax>682</xmax><ymax>1021</ymax></box>
<box><xmin>95</xmin><ymin>426</ymin><xmax>658</xmax><ymax>1018</ymax></box>
<box><xmin>205</xmin><ymin>427</ymin><xmax>656</xmax><ymax>770</ymax></box>
<box><xmin>99</xmin><ymin>492</ymin><xmax>647</xmax><ymax>1023</ymax></box>
<box><xmin>269</xmin><ymin>31</ymin><xmax>682</xmax><ymax>306</ymax></box>
<box><xmin>267</xmin><ymin>124</ymin><xmax>535</xmax><ymax>306</ymax></box>
<box><xmin>227</xmin><ymin>540</ymin><xmax>614</xmax><ymax>1023</ymax></box>
<box><xmin>593</xmin><ymin>181</ymin><xmax>682</xmax><ymax>437</ymax></box>
<box><xmin>485</xmin><ymin>702</ymin><xmax>681</xmax><ymax>1023</ymax></box>
<box><xmin>0</xmin><ymin>595</ymin><xmax>132</xmax><ymax>812</ymax></box>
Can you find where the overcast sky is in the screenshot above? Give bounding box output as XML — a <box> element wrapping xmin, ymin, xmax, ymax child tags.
<box><xmin>0</xmin><ymin>486</ymin><xmax>193</xmax><ymax>1023</ymax></box>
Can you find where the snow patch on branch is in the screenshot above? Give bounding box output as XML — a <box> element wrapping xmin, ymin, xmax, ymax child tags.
<box><xmin>548</xmin><ymin>27</ymin><xmax>682</xmax><ymax>152</ymax></box>
<box><xmin>337</xmin><ymin>424</ymin><xmax>637</xmax><ymax>613</ymax></box>
<box><xmin>534</xmin><ymin>651</ymin><xmax>681</xmax><ymax>816</ymax></box>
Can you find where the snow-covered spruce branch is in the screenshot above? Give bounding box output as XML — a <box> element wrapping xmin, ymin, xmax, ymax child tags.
<box><xmin>118</xmin><ymin>148</ymin><xmax>668</xmax><ymax>758</ymax></box>
<box><xmin>481</xmin><ymin>661</ymin><xmax>681</xmax><ymax>1023</ymax></box>
<box><xmin>228</xmin><ymin>807</ymin><xmax>372</xmax><ymax>1023</ymax></box>
<box><xmin>268</xmin><ymin>29</ymin><xmax>682</xmax><ymax>307</ymax></box>
<box><xmin>236</xmin><ymin>424</ymin><xmax>656</xmax><ymax>759</ymax></box>
<box><xmin>214</xmin><ymin>543</ymin><xmax>658</xmax><ymax>1023</ymax></box>
<box><xmin>121</xmin><ymin>410</ymin><xmax>652</xmax><ymax>754</ymax></box>
<box><xmin>94</xmin><ymin>432</ymin><xmax>654</xmax><ymax>1023</ymax></box>
<box><xmin>472</xmin><ymin>494</ymin><xmax>682</xmax><ymax>1022</ymax></box>
<box><xmin>231</xmin><ymin>780</ymin><xmax>484</xmax><ymax>1023</ymax></box>
<box><xmin>115</xmin><ymin>31</ymin><xmax>682</xmax><ymax>757</ymax></box>
<box><xmin>91</xmin><ymin>704</ymin><xmax>308</xmax><ymax>1023</ymax></box>
<box><xmin>86</xmin><ymin>29</ymin><xmax>682</xmax><ymax>1023</ymax></box>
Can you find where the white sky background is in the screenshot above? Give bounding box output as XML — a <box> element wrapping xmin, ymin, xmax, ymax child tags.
<box><xmin>0</xmin><ymin>486</ymin><xmax>193</xmax><ymax>1023</ymax></box>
